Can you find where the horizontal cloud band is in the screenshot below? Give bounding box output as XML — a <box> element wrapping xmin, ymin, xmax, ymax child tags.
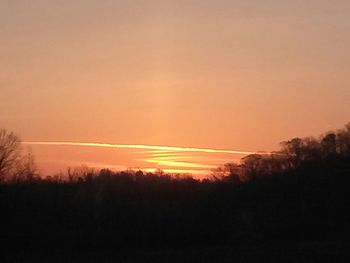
<box><xmin>23</xmin><ymin>141</ymin><xmax>261</xmax><ymax>155</ymax></box>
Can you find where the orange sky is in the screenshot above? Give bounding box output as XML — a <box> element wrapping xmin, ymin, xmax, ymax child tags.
<box><xmin>1</xmin><ymin>1</ymin><xmax>350</xmax><ymax>176</ymax></box>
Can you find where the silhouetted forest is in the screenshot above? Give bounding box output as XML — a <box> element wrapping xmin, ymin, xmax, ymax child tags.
<box><xmin>1</xmin><ymin>124</ymin><xmax>350</xmax><ymax>261</ymax></box>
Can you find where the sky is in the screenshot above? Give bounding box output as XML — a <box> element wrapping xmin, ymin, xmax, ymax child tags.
<box><xmin>1</xmin><ymin>1</ymin><xmax>350</xmax><ymax>176</ymax></box>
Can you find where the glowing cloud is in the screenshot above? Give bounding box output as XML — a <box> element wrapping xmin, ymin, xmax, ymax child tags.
<box><xmin>22</xmin><ymin>141</ymin><xmax>260</xmax><ymax>155</ymax></box>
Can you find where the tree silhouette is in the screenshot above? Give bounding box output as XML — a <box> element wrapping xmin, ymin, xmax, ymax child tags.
<box><xmin>0</xmin><ymin>129</ymin><xmax>37</xmax><ymax>182</ymax></box>
<box><xmin>0</xmin><ymin>129</ymin><xmax>22</xmax><ymax>181</ymax></box>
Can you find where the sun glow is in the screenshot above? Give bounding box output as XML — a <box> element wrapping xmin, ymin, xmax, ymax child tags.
<box><xmin>144</xmin><ymin>158</ymin><xmax>216</xmax><ymax>169</ymax></box>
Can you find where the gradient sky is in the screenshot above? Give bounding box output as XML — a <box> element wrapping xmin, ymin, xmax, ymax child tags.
<box><xmin>1</xmin><ymin>1</ymin><xmax>350</xmax><ymax>175</ymax></box>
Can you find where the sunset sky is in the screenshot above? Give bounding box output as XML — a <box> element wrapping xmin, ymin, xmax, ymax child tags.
<box><xmin>1</xmin><ymin>1</ymin><xmax>350</xmax><ymax>175</ymax></box>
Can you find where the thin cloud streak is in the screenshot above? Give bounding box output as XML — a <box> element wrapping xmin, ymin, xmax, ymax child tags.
<box><xmin>23</xmin><ymin>141</ymin><xmax>262</xmax><ymax>155</ymax></box>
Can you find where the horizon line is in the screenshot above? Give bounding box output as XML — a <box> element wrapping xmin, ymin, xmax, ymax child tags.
<box><xmin>22</xmin><ymin>141</ymin><xmax>267</xmax><ymax>155</ymax></box>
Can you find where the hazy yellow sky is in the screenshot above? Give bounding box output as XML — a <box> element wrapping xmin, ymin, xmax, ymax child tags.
<box><xmin>1</xmin><ymin>1</ymin><xmax>350</xmax><ymax>174</ymax></box>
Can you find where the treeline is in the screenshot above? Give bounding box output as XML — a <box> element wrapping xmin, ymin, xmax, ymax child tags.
<box><xmin>0</xmin><ymin>124</ymin><xmax>350</xmax><ymax>251</ymax></box>
<box><xmin>213</xmin><ymin>122</ymin><xmax>350</xmax><ymax>182</ymax></box>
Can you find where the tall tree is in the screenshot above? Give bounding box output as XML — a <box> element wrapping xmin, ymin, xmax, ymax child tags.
<box><xmin>0</xmin><ymin>129</ymin><xmax>23</xmax><ymax>181</ymax></box>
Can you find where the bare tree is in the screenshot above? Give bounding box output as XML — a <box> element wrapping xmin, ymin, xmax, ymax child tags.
<box><xmin>0</xmin><ymin>129</ymin><xmax>22</xmax><ymax>181</ymax></box>
<box><xmin>15</xmin><ymin>150</ymin><xmax>38</xmax><ymax>182</ymax></box>
<box><xmin>0</xmin><ymin>129</ymin><xmax>37</xmax><ymax>182</ymax></box>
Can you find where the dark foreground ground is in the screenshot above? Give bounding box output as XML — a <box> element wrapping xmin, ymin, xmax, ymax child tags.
<box><xmin>2</xmin><ymin>124</ymin><xmax>350</xmax><ymax>262</ymax></box>
<box><xmin>2</xmin><ymin>242</ymin><xmax>350</xmax><ymax>263</ymax></box>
